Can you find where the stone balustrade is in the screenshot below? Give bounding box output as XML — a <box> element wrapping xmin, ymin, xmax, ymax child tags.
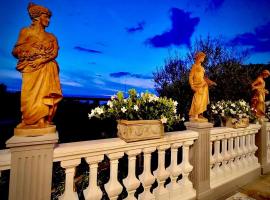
<box><xmin>53</xmin><ymin>130</ymin><xmax>198</xmax><ymax>200</ymax></box>
<box><xmin>0</xmin><ymin>123</ymin><xmax>266</xmax><ymax>200</ymax></box>
<box><xmin>209</xmin><ymin>124</ymin><xmax>261</xmax><ymax>188</ymax></box>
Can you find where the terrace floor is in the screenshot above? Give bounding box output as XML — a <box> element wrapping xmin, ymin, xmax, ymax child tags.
<box><xmin>224</xmin><ymin>172</ymin><xmax>270</xmax><ymax>200</ymax></box>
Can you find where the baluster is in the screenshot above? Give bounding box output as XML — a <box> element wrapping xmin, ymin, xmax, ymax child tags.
<box><xmin>228</xmin><ymin>136</ymin><xmax>236</xmax><ymax>175</ymax></box>
<box><xmin>250</xmin><ymin>132</ymin><xmax>259</xmax><ymax>166</ymax></box>
<box><xmin>166</xmin><ymin>142</ymin><xmax>183</xmax><ymax>199</ymax></box>
<box><xmin>59</xmin><ymin>159</ymin><xmax>81</xmax><ymax>200</ymax></box>
<box><xmin>104</xmin><ymin>152</ymin><xmax>124</xmax><ymax>200</ymax></box>
<box><xmin>212</xmin><ymin>138</ymin><xmax>223</xmax><ymax>181</ymax></box>
<box><xmin>138</xmin><ymin>147</ymin><xmax>156</xmax><ymax>200</ymax></box>
<box><xmin>245</xmin><ymin>133</ymin><xmax>253</xmax><ymax>166</ymax></box>
<box><xmin>153</xmin><ymin>144</ymin><xmax>170</xmax><ymax>199</ymax></box>
<box><xmin>238</xmin><ymin>133</ymin><xmax>246</xmax><ymax>170</ymax></box>
<box><xmin>240</xmin><ymin>133</ymin><xmax>249</xmax><ymax>169</ymax></box>
<box><xmin>221</xmin><ymin>136</ymin><xmax>230</xmax><ymax>179</ymax></box>
<box><xmin>178</xmin><ymin>141</ymin><xmax>195</xmax><ymax>195</ymax></box>
<box><xmin>210</xmin><ymin>140</ymin><xmax>215</xmax><ymax>180</ymax></box>
<box><xmin>123</xmin><ymin>149</ymin><xmax>141</xmax><ymax>200</ymax></box>
<box><xmin>83</xmin><ymin>155</ymin><xmax>104</xmax><ymax>200</ymax></box>
<box><xmin>234</xmin><ymin>136</ymin><xmax>241</xmax><ymax>172</ymax></box>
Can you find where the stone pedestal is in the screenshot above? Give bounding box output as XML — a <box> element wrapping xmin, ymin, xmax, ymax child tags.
<box><xmin>185</xmin><ymin>122</ymin><xmax>213</xmax><ymax>199</ymax></box>
<box><xmin>6</xmin><ymin>130</ymin><xmax>58</xmax><ymax>200</ymax></box>
<box><xmin>256</xmin><ymin>121</ymin><xmax>270</xmax><ymax>174</ymax></box>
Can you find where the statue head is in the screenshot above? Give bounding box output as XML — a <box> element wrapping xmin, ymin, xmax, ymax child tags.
<box><xmin>261</xmin><ymin>69</ymin><xmax>270</xmax><ymax>78</ymax></box>
<box><xmin>28</xmin><ymin>3</ymin><xmax>52</xmax><ymax>20</ymax></box>
<box><xmin>194</xmin><ymin>51</ymin><xmax>206</xmax><ymax>62</ymax></box>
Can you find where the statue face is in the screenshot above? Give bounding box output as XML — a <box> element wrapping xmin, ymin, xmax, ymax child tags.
<box><xmin>39</xmin><ymin>13</ymin><xmax>50</xmax><ymax>27</ymax></box>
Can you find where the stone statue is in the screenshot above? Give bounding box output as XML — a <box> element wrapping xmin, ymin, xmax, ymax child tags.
<box><xmin>189</xmin><ymin>52</ymin><xmax>216</xmax><ymax>122</ymax></box>
<box><xmin>12</xmin><ymin>3</ymin><xmax>62</xmax><ymax>129</ymax></box>
<box><xmin>251</xmin><ymin>70</ymin><xmax>270</xmax><ymax>120</ymax></box>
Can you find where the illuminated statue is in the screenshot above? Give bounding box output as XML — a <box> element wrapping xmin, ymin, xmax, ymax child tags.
<box><xmin>189</xmin><ymin>52</ymin><xmax>216</xmax><ymax>122</ymax></box>
<box><xmin>251</xmin><ymin>70</ymin><xmax>270</xmax><ymax>120</ymax></box>
<box><xmin>12</xmin><ymin>3</ymin><xmax>62</xmax><ymax>128</ymax></box>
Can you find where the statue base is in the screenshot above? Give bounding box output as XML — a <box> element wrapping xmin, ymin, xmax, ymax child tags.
<box><xmin>189</xmin><ymin>117</ymin><xmax>208</xmax><ymax>123</ymax></box>
<box><xmin>14</xmin><ymin>125</ymin><xmax>56</xmax><ymax>137</ymax></box>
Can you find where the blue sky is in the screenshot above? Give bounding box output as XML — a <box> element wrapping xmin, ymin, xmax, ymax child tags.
<box><xmin>0</xmin><ymin>0</ymin><xmax>270</xmax><ymax>97</ymax></box>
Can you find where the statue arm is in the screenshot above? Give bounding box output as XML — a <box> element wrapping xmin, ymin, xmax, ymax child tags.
<box><xmin>251</xmin><ymin>78</ymin><xmax>263</xmax><ymax>90</ymax></box>
<box><xmin>12</xmin><ymin>28</ymin><xmax>29</xmax><ymax>59</ymax></box>
<box><xmin>28</xmin><ymin>35</ymin><xmax>59</xmax><ymax>68</ymax></box>
<box><xmin>40</xmin><ymin>36</ymin><xmax>59</xmax><ymax>64</ymax></box>
<box><xmin>205</xmin><ymin>77</ymin><xmax>217</xmax><ymax>86</ymax></box>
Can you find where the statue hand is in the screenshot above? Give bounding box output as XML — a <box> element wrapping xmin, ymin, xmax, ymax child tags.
<box><xmin>28</xmin><ymin>58</ymin><xmax>43</xmax><ymax>68</ymax></box>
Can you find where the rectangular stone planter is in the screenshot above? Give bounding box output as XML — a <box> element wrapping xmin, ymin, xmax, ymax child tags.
<box><xmin>117</xmin><ymin>120</ymin><xmax>164</xmax><ymax>142</ymax></box>
<box><xmin>224</xmin><ymin>117</ymin><xmax>249</xmax><ymax>128</ymax></box>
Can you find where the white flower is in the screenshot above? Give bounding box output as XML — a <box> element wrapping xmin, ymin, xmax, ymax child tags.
<box><xmin>221</xmin><ymin>110</ymin><xmax>225</xmax><ymax>117</ymax></box>
<box><xmin>231</xmin><ymin>103</ymin><xmax>236</xmax><ymax>107</ymax></box>
<box><xmin>134</xmin><ymin>105</ymin><xmax>139</xmax><ymax>111</ymax></box>
<box><xmin>230</xmin><ymin>109</ymin><xmax>236</xmax><ymax>115</ymax></box>
<box><xmin>181</xmin><ymin>117</ymin><xmax>185</xmax><ymax>121</ymax></box>
<box><xmin>153</xmin><ymin>96</ymin><xmax>159</xmax><ymax>101</ymax></box>
<box><xmin>88</xmin><ymin>109</ymin><xmax>96</xmax><ymax>118</ymax></box>
<box><xmin>239</xmin><ymin>100</ymin><xmax>246</xmax><ymax>106</ymax></box>
<box><xmin>88</xmin><ymin>112</ymin><xmax>94</xmax><ymax>118</ymax></box>
<box><xmin>211</xmin><ymin>105</ymin><xmax>216</xmax><ymax>109</ymax></box>
<box><xmin>161</xmin><ymin>116</ymin><xmax>167</xmax><ymax>124</ymax></box>
<box><xmin>149</xmin><ymin>96</ymin><xmax>154</xmax><ymax>102</ymax></box>
<box><xmin>107</xmin><ymin>100</ymin><xmax>113</xmax><ymax>108</ymax></box>
<box><xmin>173</xmin><ymin>108</ymin><xmax>177</xmax><ymax>113</ymax></box>
<box><xmin>111</xmin><ymin>95</ymin><xmax>116</xmax><ymax>100</ymax></box>
<box><xmin>173</xmin><ymin>101</ymin><xmax>178</xmax><ymax>106</ymax></box>
<box><xmin>96</xmin><ymin>107</ymin><xmax>104</xmax><ymax>115</ymax></box>
<box><xmin>124</xmin><ymin>99</ymin><xmax>127</xmax><ymax>103</ymax></box>
<box><xmin>121</xmin><ymin>107</ymin><xmax>127</xmax><ymax>113</ymax></box>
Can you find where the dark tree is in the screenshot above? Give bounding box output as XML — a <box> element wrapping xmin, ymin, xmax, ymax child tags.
<box><xmin>153</xmin><ymin>53</ymin><xmax>192</xmax><ymax>118</ymax></box>
<box><xmin>153</xmin><ymin>36</ymin><xmax>268</xmax><ymax>117</ymax></box>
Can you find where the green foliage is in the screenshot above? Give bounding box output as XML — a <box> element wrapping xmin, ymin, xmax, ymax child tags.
<box><xmin>153</xmin><ymin>53</ymin><xmax>192</xmax><ymax>118</ymax></box>
<box><xmin>89</xmin><ymin>89</ymin><xmax>183</xmax><ymax>131</ymax></box>
<box><xmin>209</xmin><ymin>100</ymin><xmax>252</xmax><ymax>120</ymax></box>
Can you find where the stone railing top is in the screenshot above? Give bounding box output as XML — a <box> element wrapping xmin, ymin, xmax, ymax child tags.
<box><xmin>210</xmin><ymin>124</ymin><xmax>261</xmax><ymax>141</ymax></box>
<box><xmin>53</xmin><ymin>130</ymin><xmax>198</xmax><ymax>162</ymax></box>
<box><xmin>0</xmin><ymin>149</ymin><xmax>11</xmax><ymax>171</ymax></box>
<box><xmin>265</xmin><ymin>121</ymin><xmax>270</xmax><ymax>129</ymax></box>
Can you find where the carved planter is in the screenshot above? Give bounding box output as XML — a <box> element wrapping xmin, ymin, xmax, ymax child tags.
<box><xmin>223</xmin><ymin>117</ymin><xmax>249</xmax><ymax>128</ymax></box>
<box><xmin>117</xmin><ymin>120</ymin><xmax>164</xmax><ymax>142</ymax></box>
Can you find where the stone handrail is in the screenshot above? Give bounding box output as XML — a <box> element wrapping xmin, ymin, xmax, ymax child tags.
<box><xmin>0</xmin><ymin>149</ymin><xmax>10</xmax><ymax>171</ymax></box>
<box><xmin>53</xmin><ymin>130</ymin><xmax>198</xmax><ymax>200</ymax></box>
<box><xmin>209</xmin><ymin>124</ymin><xmax>261</xmax><ymax>188</ymax></box>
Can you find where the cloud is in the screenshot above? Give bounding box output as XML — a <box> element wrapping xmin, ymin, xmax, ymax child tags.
<box><xmin>145</xmin><ymin>8</ymin><xmax>200</xmax><ymax>48</ymax></box>
<box><xmin>0</xmin><ymin>69</ymin><xmax>20</xmax><ymax>79</ymax></box>
<box><xmin>74</xmin><ymin>46</ymin><xmax>103</xmax><ymax>54</ymax></box>
<box><xmin>230</xmin><ymin>21</ymin><xmax>270</xmax><ymax>53</ymax></box>
<box><xmin>110</xmin><ymin>72</ymin><xmax>153</xmax><ymax>79</ymax></box>
<box><xmin>207</xmin><ymin>0</ymin><xmax>225</xmax><ymax>10</ymax></box>
<box><xmin>126</xmin><ymin>21</ymin><xmax>145</xmax><ymax>33</ymax></box>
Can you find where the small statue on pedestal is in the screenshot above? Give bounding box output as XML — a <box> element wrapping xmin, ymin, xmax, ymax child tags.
<box><xmin>12</xmin><ymin>3</ymin><xmax>62</xmax><ymax>135</ymax></box>
<box><xmin>251</xmin><ymin>70</ymin><xmax>270</xmax><ymax>121</ymax></box>
<box><xmin>189</xmin><ymin>52</ymin><xmax>216</xmax><ymax>122</ymax></box>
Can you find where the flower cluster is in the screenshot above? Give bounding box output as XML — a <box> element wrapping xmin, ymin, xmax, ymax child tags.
<box><xmin>210</xmin><ymin>99</ymin><xmax>251</xmax><ymax>119</ymax></box>
<box><xmin>89</xmin><ymin>89</ymin><xmax>183</xmax><ymax>130</ymax></box>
